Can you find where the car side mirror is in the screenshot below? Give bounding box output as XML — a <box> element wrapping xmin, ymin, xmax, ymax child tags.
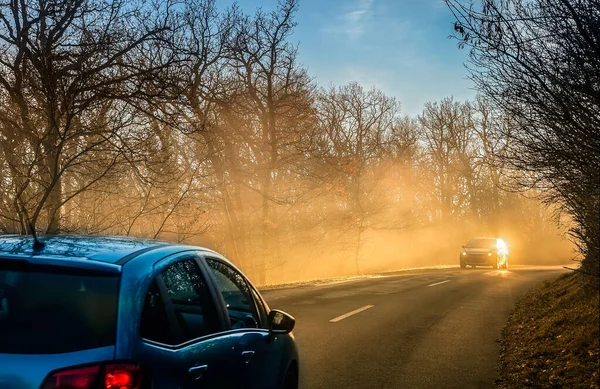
<box><xmin>461</xmin><ymin>245</ymin><xmax>465</xmax><ymax>249</ymax></box>
<box><xmin>268</xmin><ymin>309</ymin><xmax>295</xmax><ymax>334</ymax></box>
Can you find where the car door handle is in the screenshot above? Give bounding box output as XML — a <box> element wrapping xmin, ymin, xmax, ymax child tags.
<box><xmin>241</xmin><ymin>350</ymin><xmax>255</xmax><ymax>363</ymax></box>
<box><xmin>188</xmin><ymin>364</ymin><xmax>208</xmax><ymax>380</ymax></box>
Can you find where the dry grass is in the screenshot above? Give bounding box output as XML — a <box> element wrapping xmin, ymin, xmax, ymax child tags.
<box><xmin>498</xmin><ymin>272</ymin><xmax>599</xmax><ymax>388</ymax></box>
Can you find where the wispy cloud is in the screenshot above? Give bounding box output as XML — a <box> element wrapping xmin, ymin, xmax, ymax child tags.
<box><xmin>325</xmin><ymin>0</ymin><xmax>375</xmax><ymax>40</ymax></box>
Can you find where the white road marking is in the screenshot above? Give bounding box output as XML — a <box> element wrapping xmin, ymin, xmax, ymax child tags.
<box><xmin>329</xmin><ymin>305</ymin><xmax>374</xmax><ymax>323</ymax></box>
<box><xmin>428</xmin><ymin>280</ymin><xmax>451</xmax><ymax>287</ymax></box>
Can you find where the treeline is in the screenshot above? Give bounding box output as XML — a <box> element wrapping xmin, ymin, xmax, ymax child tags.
<box><xmin>447</xmin><ymin>0</ymin><xmax>599</xmax><ymax>286</ymax></box>
<box><xmin>0</xmin><ymin>0</ymin><xmax>576</xmax><ymax>284</ymax></box>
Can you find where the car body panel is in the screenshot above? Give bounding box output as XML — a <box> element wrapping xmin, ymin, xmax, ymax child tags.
<box><xmin>232</xmin><ymin>330</ymin><xmax>287</xmax><ymax>389</ymax></box>
<box><xmin>134</xmin><ymin>333</ymin><xmax>245</xmax><ymax>389</ymax></box>
<box><xmin>0</xmin><ymin>234</ymin><xmax>166</xmax><ymax>264</ymax></box>
<box><xmin>0</xmin><ymin>236</ymin><xmax>297</xmax><ymax>389</ymax></box>
<box><xmin>460</xmin><ymin>238</ymin><xmax>509</xmax><ymax>268</ymax></box>
<box><xmin>462</xmin><ymin>248</ymin><xmax>496</xmax><ymax>265</ymax></box>
<box><xmin>0</xmin><ymin>253</ymin><xmax>121</xmax><ymax>274</ymax></box>
<box><xmin>0</xmin><ymin>347</ymin><xmax>115</xmax><ymax>389</ymax></box>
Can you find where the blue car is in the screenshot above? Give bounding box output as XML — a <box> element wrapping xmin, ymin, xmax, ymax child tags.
<box><xmin>0</xmin><ymin>235</ymin><xmax>298</xmax><ymax>389</ymax></box>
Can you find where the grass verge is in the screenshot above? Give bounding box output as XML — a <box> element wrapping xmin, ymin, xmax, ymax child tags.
<box><xmin>498</xmin><ymin>272</ymin><xmax>599</xmax><ymax>388</ymax></box>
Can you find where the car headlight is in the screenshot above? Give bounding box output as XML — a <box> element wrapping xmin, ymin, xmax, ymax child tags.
<box><xmin>462</xmin><ymin>251</ymin><xmax>467</xmax><ymax>256</ymax></box>
<box><xmin>487</xmin><ymin>252</ymin><xmax>493</xmax><ymax>256</ymax></box>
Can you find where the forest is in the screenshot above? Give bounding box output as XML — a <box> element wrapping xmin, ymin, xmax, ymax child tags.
<box><xmin>0</xmin><ymin>0</ymin><xmax>586</xmax><ymax>285</ymax></box>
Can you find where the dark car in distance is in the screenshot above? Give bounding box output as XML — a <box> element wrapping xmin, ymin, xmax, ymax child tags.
<box><xmin>0</xmin><ymin>235</ymin><xmax>298</xmax><ymax>389</ymax></box>
<box><xmin>460</xmin><ymin>237</ymin><xmax>509</xmax><ymax>269</ymax></box>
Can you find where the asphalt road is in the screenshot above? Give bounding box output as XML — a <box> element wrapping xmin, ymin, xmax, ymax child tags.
<box><xmin>261</xmin><ymin>266</ymin><xmax>567</xmax><ymax>389</ymax></box>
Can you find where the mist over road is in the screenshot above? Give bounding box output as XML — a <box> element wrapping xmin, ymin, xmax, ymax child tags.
<box><xmin>261</xmin><ymin>266</ymin><xmax>566</xmax><ymax>389</ymax></box>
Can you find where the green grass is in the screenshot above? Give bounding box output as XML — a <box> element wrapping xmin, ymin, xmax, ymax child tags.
<box><xmin>498</xmin><ymin>272</ymin><xmax>599</xmax><ymax>388</ymax></box>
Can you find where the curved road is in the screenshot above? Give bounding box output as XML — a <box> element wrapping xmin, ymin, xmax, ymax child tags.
<box><xmin>261</xmin><ymin>266</ymin><xmax>566</xmax><ymax>389</ymax></box>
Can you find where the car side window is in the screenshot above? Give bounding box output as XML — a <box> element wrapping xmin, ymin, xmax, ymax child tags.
<box><xmin>140</xmin><ymin>280</ymin><xmax>171</xmax><ymax>344</ymax></box>
<box><xmin>205</xmin><ymin>258</ymin><xmax>260</xmax><ymax>330</ymax></box>
<box><xmin>250</xmin><ymin>287</ymin><xmax>268</xmax><ymax>329</ymax></box>
<box><xmin>140</xmin><ymin>257</ymin><xmax>218</xmax><ymax>345</ymax></box>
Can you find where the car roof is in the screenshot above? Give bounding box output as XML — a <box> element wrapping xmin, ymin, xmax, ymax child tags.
<box><xmin>0</xmin><ymin>234</ymin><xmax>172</xmax><ymax>264</ymax></box>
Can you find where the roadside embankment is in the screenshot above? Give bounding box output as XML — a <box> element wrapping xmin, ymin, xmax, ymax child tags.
<box><xmin>498</xmin><ymin>272</ymin><xmax>599</xmax><ymax>388</ymax></box>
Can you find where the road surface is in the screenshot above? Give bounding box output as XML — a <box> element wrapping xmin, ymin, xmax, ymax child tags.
<box><xmin>261</xmin><ymin>266</ymin><xmax>566</xmax><ymax>389</ymax></box>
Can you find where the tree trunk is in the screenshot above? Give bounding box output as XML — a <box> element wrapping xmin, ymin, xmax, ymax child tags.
<box><xmin>355</xmin><ymin>224</ymin><xmax>363</xmax><ymax>275</ymax></box>
<box><xmin>44</xmin><ymin>132</ymin><xmax>62</xmax><ymax>234</ymax></box>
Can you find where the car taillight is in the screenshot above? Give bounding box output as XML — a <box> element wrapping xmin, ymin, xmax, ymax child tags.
<box><xmin>105</xmin><ymin>364</ymin><xmax>142</xmax><ymax>389</ymax></box>
<box><xmin>42</xmin><ymin>363</ymin><xmax>143</xmax><ymax>389</ymax></box>
<box><xmin>48</xmin><ymin>366</ymin><xmax>101</xmax><ymax>389</ymax></box>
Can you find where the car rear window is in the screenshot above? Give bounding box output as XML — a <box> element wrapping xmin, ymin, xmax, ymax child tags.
<box><xmin>0</xmin><ymin>265</ymin><xmax>119</xmax><ymax>354</ymax></box>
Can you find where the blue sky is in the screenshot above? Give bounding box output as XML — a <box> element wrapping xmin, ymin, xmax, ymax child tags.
<box><xmin>224</xmin><ymin>0</ymin><xmax>475</xmax><ymax>116</ymax></box>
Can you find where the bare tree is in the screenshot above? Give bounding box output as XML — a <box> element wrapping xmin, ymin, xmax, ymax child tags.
<box><xmin>225</xmin><ymin>0</ymin><xmax>313</xmax><ymax>281</ymax></box>
<box><xmin>0</xmin><ymin>0</ymin><xmax>575</xmax><ymax>285</ymax></box>
<box><xmin>446</xmin><ymin>0</ymin><xmax>600</xmax><ymax>281</ymax></box>
<box><xmin>470</xmin><ymin>97</ymin><xmax>511</xmax><ymax>225</ymax></box>
<box><xmin>314</xmin><ymin>83</ymin><xmax>406</xmax><ymax>274</ymax></box>
<box><xmin>0</xmin><ymin>0</ymin><xmax>176</xmax><ymax>234</ymax></box>
<box><xmin>419</xmin><ymin>97</ymin><xmax>476</xmax><ymax>222</ymax></box>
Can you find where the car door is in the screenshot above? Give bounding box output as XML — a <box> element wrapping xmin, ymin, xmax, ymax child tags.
<box><xmin>135</xmin><ymin>254</ymin><xmax>243</xmax><ymax>389</ymax></box>
<box><xmin>203</xmin><ymin>257</ymin><xmax>283</xmax><ymax>389</ymax></box>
